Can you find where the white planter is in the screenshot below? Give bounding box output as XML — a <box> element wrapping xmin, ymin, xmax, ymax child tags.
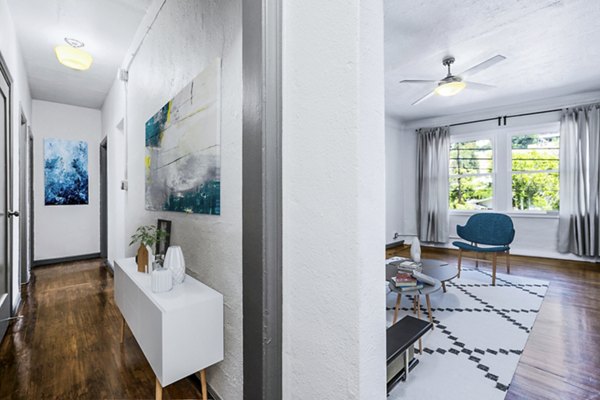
<box><xmin>151</xmin><ymin>268</ymin><xmax>173</xmax><ymax>293</ymax></box>
<box><xmin>164</xmin><ymin>245</ymin><xmax>186</xmax><ymax>284</ymax></box>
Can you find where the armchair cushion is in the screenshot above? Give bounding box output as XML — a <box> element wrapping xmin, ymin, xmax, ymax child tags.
<box><xmin>452</xmin><ymin>241</ymin><xmax>510</xmax><ymax>253</ymax></box>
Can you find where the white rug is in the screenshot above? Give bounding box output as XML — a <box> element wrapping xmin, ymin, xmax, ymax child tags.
<box><xmin>387</xmin><ymin>267</ymin><xmax>549</xmax><ymax>400</ymax></box>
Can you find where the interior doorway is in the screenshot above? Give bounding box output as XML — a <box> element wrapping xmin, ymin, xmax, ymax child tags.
<box><xmin>99</xmin><ymin>137</ymin><xmax>108</xmax><ymax>260</ymax></box>
<box><xmin>19</xmin><ymin>111</ymin><xmax>33</xmax><ymax>285</ymax></box>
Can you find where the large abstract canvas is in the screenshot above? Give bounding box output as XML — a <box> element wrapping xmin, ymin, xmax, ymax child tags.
<box><xmin>145</xmin><ymin>58</ymin><xmax>221</xmax><ymax>215</ymax></box>
<box><xmin>44</xmin><ymin>139</ymin><xmax>89</xmax><ymax>205</ymax></box>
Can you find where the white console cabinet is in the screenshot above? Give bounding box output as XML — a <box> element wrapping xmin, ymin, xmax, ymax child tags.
<box><xmin>114</xmin><ymin>258</ymin><xmax>223</xmax><ymax>400</ymax></box>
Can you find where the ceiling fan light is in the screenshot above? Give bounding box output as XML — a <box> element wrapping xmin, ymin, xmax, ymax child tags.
<box><xmin>54</xmin><ymin>45</ymin><xmax>93</xmax><ymax>71</ymax></box>
<box><xmin>435</xmin><ymin>81</ymin><xmax>466</xmax><ymax>97</ymax></box>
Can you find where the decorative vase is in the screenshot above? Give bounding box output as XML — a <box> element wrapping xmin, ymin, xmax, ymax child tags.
<box><xmin>136</xmin><ymin>244</ymin><xmax>148</xmax><ymax>273</ymax></box>
<box><xmin>146</xmin><ymin>245</ymin><xmax>155</xmax><ymax>273</ymax></box>
<box><xmin>164</xmin><ymin>245</ymin><xmax>186</xmax><ymax>284</ymax></box>
<box><xmin>151</xmin><ymin>267</ymin><xmax>173</xmax><ymax>293</ymax></box>
<box><xmin>410</xmin><ymin>237</ymin><xmax>421</xmax><ymax>263</ymax></box>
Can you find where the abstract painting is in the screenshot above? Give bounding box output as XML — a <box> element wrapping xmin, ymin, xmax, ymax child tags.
<box><xmin>44</xmin><ymin>138</ymin><xmax>89</xmax><ymax>205</ymax></box>
<box><xmin>145</xmin><ymin>58</ymin><xmax>221</xmax><ymax>215</ymax></box>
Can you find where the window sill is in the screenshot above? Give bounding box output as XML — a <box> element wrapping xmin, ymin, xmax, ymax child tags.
<box><xmin>449</xmin><ymin>210</ymin><xmax>559</xmax><ymax>219</ymax></box>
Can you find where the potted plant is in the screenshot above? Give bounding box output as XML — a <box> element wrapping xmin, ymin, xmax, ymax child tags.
<box><xmin>130</xmin><ymin>225</ymin><xmax>169</xmax><ymax>273</ymax></box>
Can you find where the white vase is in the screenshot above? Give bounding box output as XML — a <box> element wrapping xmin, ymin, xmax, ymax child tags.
<box><xmin>164</xmin><ymin>245</ymin><xmax>186</xmax><ymax>284</ymax></box>
<box><xmin>146</xmin><ymin>245</ymin><xmax>155</xmax><ymax>273</ymax></box>
<box><xmin>410</xmin><ymin>237</ymin><xmax>421</xmax><ymax>263</ymax></box>
<box><xmin>151</xmin><ymin>268</ymin><xmax>173</xmax><ymax>293</ymax></box>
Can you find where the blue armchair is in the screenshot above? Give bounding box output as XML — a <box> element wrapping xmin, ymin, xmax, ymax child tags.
<box><xmin>452</xmin><ymin>213</ymin><xmax>515</xmax><ymax>286</ymax></box>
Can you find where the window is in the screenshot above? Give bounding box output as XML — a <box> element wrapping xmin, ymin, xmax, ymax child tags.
<box><xmin>449</xmin><ymin>139</ymin><xmax>493</xmax><ymax>210</ymax></box>
<box><xmin>511</xmin><ymin>133</ymin><xmax>559</xmax><ymax>211</ymax></box>
<box><xmin>448</xmin><ymin>123</ymin><xmax>561</xmax><ymax>214</ymax></box>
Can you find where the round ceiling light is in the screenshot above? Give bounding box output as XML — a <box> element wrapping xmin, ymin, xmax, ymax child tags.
<box><xmin>434</xmin><ymin>81</ymin><xmax>466</xmax><ymax>97</ymax></box>
<box><xmin>55</xmin><ymin>38</ymin><xmax>93</xmax><ymax>71</ymax></box>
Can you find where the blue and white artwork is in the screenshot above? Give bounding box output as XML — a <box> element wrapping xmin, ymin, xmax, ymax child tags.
<box><xmin>145</xmin><ymin>58</ymin><xmax>221</xmax><ymax>215</ymax></box>
<box><xmin>44</xmin><ymin>138</ymin><xmax>89</xmax><ymax>205</ymax></box>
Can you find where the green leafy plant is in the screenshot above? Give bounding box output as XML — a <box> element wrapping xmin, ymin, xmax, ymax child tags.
<box><xmin>129</xmin><ymin>225</ymin><xmax>169</xmax><ymax>248</ymax></box>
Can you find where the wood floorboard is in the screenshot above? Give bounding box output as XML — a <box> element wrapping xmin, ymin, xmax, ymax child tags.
<box><xmin>419</xmin><ymin>247</ymin><xmax>600</xmax><ymax>399</ymax></box>
<box><xmin>0</xmin><ymin>259</ymin><xmax>206</xmax><ymax>400</ymax></box>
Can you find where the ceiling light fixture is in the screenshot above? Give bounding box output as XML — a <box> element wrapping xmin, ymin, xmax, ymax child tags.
<box><xmin>434</xmin><ymin>80</ymin><xmax>466</xmax><ymax>97</ymax></box>
<box><xmin>55</xmin><ymin>38</ymin><xmax>93</xmax><ymax>71</ymax></box>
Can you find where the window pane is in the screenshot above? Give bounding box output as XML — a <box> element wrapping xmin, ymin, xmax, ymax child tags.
<box><xmin>512</xmin><ymin>172</ymin><xmax>559</xmax><ymax>211</ymax></box>
<box><xmin>449</xmin><ymin>175</ymin><xmax>493</xmax><ymax>210</ymax></box>
<box><xmin>450</xmin><ymin>139</ymin><xmax>493</xmax><ymax>175</ymax></box>
<box><xmin>512</xmin><ymin>133</ymin><xmax>559</xmax><ymax>172</ymax></box>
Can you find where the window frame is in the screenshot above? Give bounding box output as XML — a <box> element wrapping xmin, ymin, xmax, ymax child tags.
<box><xmin>448</xmin><ymin>121</ymin><xmax>560</xmax><ymax>217</ymax></box>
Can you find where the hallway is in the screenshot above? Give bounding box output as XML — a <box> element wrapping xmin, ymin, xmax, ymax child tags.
<box><xmin>0</xmin><ymin>260</ymin><xmax>205</xmax><ymax>399</ymax></box>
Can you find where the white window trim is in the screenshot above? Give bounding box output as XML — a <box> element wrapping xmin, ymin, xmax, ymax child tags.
<box><xmin>449</xmin><ymin>121</ymin><xmax>561</xmax><ymax>215</ymax></box>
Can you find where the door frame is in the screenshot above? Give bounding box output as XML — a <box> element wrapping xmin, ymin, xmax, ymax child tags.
<box><xmin>99</xmin><ymin>136</ymin><xmax>108</xmax><ymax>260</ymax></box>
<box><xmin>19</xmin><ymin>109</ymin><xmax>30</xmax><ymax>285</ymax></box>
<box><xmin>0</xmin><ymin>50</ymin><xmax>14</xmax><ymax>339</ymax></box>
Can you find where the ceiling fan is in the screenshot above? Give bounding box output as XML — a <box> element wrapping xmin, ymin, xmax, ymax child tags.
<box><xmin>400</xmin><ymin>55</ymin><xmax>506</xmax><ymax>105</ymax></box>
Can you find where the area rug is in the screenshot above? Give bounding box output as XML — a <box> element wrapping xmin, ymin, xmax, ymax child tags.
<box><xmin>387</xmin><ymin>267</ymin><xmax>549</xmax><ymax>400</ymax></box>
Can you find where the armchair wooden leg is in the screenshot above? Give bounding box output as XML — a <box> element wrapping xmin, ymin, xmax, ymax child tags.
<box><xmin>492</xmin><ymin>253</ymin><xmax>497</xmax><ymax>286</ymax></box>
<box><xmin>457</xmin><ymin>249</ymin><xmax>463</xmax><ymax>278</ymax></box>
<box><xmin>393</xmin><ymin>294</ymin><xmax>401</xmax><ymax>324</ymax></box>
<box><xmin>506</xmin><ymin>250</ymin><xmax>510</xmax><ymax>274</ymax></box>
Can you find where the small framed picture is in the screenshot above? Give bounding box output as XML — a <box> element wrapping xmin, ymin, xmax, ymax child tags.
<box><xmin>156</xmin><ymin>219</ymin><xmax>172</xmax><ymax>255</ymax></box>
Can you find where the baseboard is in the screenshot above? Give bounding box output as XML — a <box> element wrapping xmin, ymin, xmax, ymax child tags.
<box><xmin>33</xmin><ymin>253</ymin><xmax>101</xmax><ymax>267</ymax></box>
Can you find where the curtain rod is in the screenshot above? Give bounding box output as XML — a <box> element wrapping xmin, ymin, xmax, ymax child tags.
<box><xmin>449</xmin><ymin>108</ymin><xmax>562</xmax><ymax>128</ymax></box>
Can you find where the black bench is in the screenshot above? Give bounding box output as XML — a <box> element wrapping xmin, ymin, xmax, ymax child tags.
<box><xmin>387</xmin><ymin>315</ymin><xmax>433</xmax><ymax>394</ymax></box>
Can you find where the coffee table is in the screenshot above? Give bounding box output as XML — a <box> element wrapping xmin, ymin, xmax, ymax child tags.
<box><xmin>420</xmin><ymin>259</ymin><xmax>458</xmax><ymax>293</ymax></box>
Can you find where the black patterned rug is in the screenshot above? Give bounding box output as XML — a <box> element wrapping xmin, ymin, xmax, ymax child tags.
<box><xmin>387</xmin><ymin>267</ymin><xmax>548</xmax><ymax>400</ymax></box>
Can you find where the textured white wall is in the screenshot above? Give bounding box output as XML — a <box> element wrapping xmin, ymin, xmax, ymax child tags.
<box><xmin>32</xmin><ymin>100</ymin><xmax>101</xmax><ymax>260</ymax></box>
<box><xmin>101</xmin><ymin>1</ymin><xmax>242</xmax><ymax>398</ymax></box>
<box><xmin>282</xmin><ymin>1</ymin><xmax>386</xmax><ymax>398</ymax></box>
<box><xmin>0</xmin><ymin>0</ymin><xmax>32</xmax><ymax>309</ymax></box>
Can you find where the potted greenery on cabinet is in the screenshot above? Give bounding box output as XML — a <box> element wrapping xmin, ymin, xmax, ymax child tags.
<box><xmin>130</xmin><ymin>225</ymin><xmax>169</xmax><ymax>273</ymax></box>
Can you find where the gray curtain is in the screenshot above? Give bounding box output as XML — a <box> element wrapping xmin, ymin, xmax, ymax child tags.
<box><xmin>558</xmin><ymin>104</ymin><xmax>600</xmax><ymax>256</ymax></box>
<box><xmin>417</xmin><ymin>126</ymin><xmax>450</xmax><ymax>243</ymax></box>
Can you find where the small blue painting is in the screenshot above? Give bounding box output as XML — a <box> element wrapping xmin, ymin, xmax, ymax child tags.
<box><xmin>44</xmin><ymin>139</ymin><xmax>89</xmax><ymax>205</ymax></box>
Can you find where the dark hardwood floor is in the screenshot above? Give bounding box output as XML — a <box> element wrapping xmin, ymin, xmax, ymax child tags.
<box><xmin>0</xmin><ymin>259</ymin><xmax>205</xmax><ymax>400</ymax></box>
<box><xmin>419</xmin><ymin>247</ymin><xmax>600</xmax><ymax>400</ymax></box>
<box><xmin>1</xmin><ymin>253</ymin><xmax>599</xmax><ymax>399</ymax></box>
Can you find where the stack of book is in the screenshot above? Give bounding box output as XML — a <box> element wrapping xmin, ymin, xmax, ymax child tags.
<box><xmin>390</xmin><ymin>272</ymin><xmax>424</xmax><ymax>290</ymax></box>
<box><xmin>391</xmin><ymin>259</ymin><xmax>423</xmax><ymax>274</ymax></box>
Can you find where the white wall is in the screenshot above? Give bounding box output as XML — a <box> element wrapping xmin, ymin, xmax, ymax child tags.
<box><xmin>32</xmin><ymin>100</ymin><xmax>101</xmax><ymax>260</ymax></box>
<box><xmin>0</xmin><ymin>0</ymin><xmax>32</xmax><ymax>310</ymax></box>
<box><xmin>282</xmin><ymin>1</ymin><xmax>386</xmax><ymax>398</ymax></box>
<box><xmin>386</xmin><ymin>91</ymin><xmax>600</xmax><ymax>261</ymax></box>
<box><xmin>101</xmin><ymin>1</ymin><xmax>243</xmax><ymax>398</ymax></box>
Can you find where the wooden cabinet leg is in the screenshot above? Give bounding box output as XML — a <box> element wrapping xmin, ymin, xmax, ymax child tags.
<box><xmin>200</xmin><ymin>369</ymin><xmax>208</xmax><ymax>400</ymax></box>
<box><xmin>120</xmin><ymin>315</ymin><xmax>125</xmax><ymax>344</ymax></box>
<box><xmin>393</xmin><ymin>294</ymin><xmax>401</xmax><ymax>324</ymax></box>
<box><xmin>156</xmin><ymin>377</ymin><xmax>162</xmax><ymax>400</ymax></box>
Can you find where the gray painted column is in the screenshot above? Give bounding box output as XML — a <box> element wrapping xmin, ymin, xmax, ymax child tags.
<box><xmin>242</xmin><ymin>0</ymin><xmax>282</xmax><ymax>399</ymax></box>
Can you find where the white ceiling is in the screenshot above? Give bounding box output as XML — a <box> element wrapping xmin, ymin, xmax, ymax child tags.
<box><xmin>385</xmin><ymin>0</ymin><xmax>600</xmax><ymax>123</ymax></box>
<box><xmin>8</xmin><ymin>0</ymin><xmax>152</xmax><ymax>109</ymax></box>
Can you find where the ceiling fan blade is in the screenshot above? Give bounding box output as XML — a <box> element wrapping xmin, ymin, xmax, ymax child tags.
<box><xmin>464</xmin><ymin>81</ymin><xmax>496</xmax><ymax>90</ymax></box>
<box><xmin>399</xmin><ymin>79</ymin><xmax>438</xmax><ymax>84</ymax></box>
<box><xmin>459</xmin><ymin>55</ymin><xmax>506</xmax><ymax>78</ymax></box>
<box><xmin>412</xmin><ymin>89</ymin><xmax>436</xmax><ymax>106</ymax></box>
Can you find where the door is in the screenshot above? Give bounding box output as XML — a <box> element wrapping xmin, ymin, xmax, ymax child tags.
<box><xmin>100</xmin><ymin>138</ymin><xmax>107</xmax><ymax>260</ymax></box>
<box><xmin>0</xmin><ymin>55</ymin><xmax>12</xmax><ymax>341</ymax></box>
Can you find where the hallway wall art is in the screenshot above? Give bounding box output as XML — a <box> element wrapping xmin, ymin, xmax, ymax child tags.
<box><xmin>44</xmin><ymin>138</ymin><xmax>89</xmax><ymax>205</ymax></box>
<box><xmin>145</xmin><ymin>58</ymin><xmax>221</xmax><ymax>215</ymax></box>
